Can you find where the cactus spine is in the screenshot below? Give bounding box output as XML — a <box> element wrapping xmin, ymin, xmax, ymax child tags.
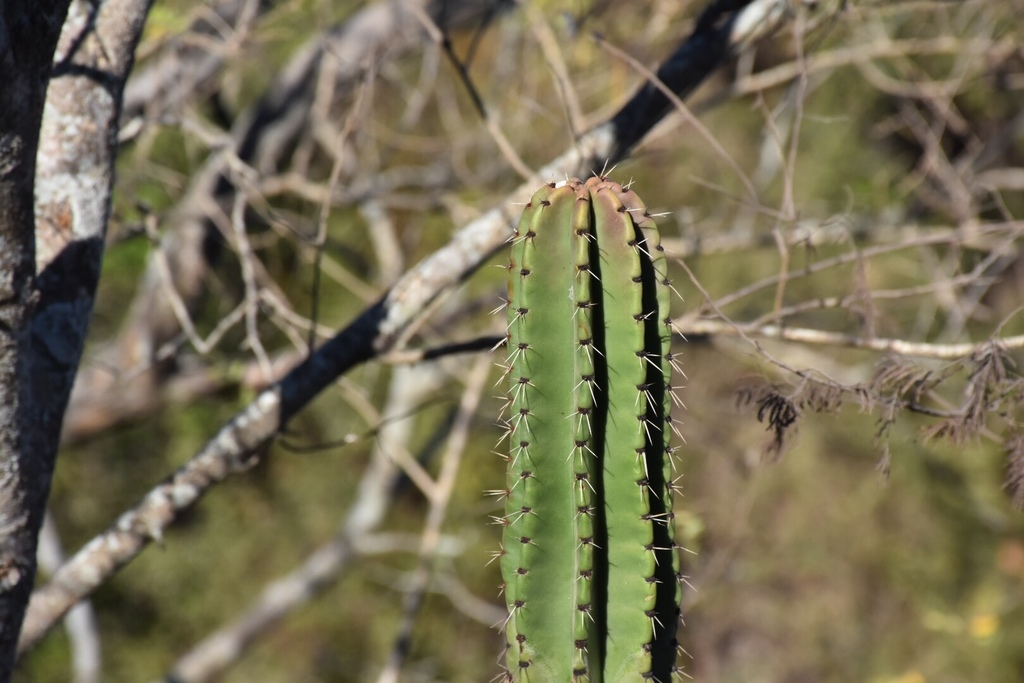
<box><xmin>500</xmin><ymin>176</ymin><xmax>679</xmax><ymax>682</ymax></box>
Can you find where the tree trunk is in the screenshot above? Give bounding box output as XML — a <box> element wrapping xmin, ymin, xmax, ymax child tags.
<box><xmin>0</xmin><ymin>0</ymin><xmax>153</xmax><ymax>677</ymax></box>
<box><xmin>0</xmin><ymin>2</ymin><xmax>73</xmax><ymax>678</ymax></box>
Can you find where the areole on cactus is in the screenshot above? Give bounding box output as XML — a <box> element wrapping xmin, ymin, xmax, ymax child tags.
<box><xmin>497</xmin><ymin>176</ymin><xmax>681</xmax><ymax>682</ymax></box>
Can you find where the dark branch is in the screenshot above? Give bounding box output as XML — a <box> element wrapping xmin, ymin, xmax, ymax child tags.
<box><xmin>19</xmin><ymin>0</ymin><xmax>798</xmax><ymax>654</ymax></box>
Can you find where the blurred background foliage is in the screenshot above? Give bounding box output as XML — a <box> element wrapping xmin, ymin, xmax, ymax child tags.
<box><xmin>18</xmin><ymin>0</ymin><xmax>1024</xmax><ymax>681</ymax></box>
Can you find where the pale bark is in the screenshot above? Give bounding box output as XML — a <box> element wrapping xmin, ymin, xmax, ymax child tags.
<box><xmin>37</xmin><ymin>515</ymin><xmax>100</xmax><ymax>683</ymax></box>
<box><xmin>0</xmin><ymin>2</ymin><xmax>74</xmax><ymax>678</ymax></box>
<box><xmin>63</xmin><ymin>0</ymin><xmax>515</xmax><ymax>443</ymax></box>
<box><xmin>0</xmin><ymin>0</ymin><xmax>154</xmax><ymax>676</ymax></box>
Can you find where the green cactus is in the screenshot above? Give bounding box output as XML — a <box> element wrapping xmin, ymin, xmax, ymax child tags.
<box><xmin>498</xmin><ymin>176</ymin><xmax>680</xmax><ymax>682</ymax></box>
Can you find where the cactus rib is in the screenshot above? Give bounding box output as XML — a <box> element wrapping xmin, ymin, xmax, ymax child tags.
<box><xmin>500</xmin><ymin>177</ymin><xmax>679</xmax><ymax>682</ymax></box>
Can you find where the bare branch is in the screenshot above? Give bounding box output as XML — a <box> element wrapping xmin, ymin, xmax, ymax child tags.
<box><xmin>678</xmin><ymin>318</ymin><xmax>1024</xmax><ymax>361</ymax></box>
<box><xmin>120</xmin><ymin>0</ymin><xmax>262</xmax><ymax>132</ymax></box>
<box><xmin>63</xmin><ymin>0</ymin><xmax>515</xmax><ymax>443</ymax></box>
<box><xmin>19</xmin><ymin>0</ymin><xmax>801</xmax><ymax>653</ymax></box>
<box><xmin>376</xmin><ymin>357</ymin><xmax>490</xmax><ymax>683</ymax></box>
<box><xmin>36</xmin><ymin>515</ymin><xmax>100</xmax><ymax>683</ymax></box>
<box><xmin>161</xmin><ymin>363</ymin><xmax>446</xmax><ymax>683</ymax></box>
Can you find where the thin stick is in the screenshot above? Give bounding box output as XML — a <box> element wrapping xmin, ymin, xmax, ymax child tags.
<box><xmin>677</xmin><ymin>317</ymin><xmax>1024</xmax><ymax>361</ymax></box>
<box><xmin>375</xmin><ymin>357</ymin><xmax>490</xmax><ymax>683</ymax></box>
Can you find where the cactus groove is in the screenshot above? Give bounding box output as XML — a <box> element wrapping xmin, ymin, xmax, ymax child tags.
<box><xmin>499</xmin><ymin>176</ymin><xmax>680</xmax><ymax>682</ymax></box>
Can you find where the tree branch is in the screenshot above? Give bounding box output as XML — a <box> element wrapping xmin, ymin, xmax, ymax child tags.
<box><xmin>678</xmin><ymin>318</ymin><xmax>1024</xmax><ymax>361</ymax></box>
<box><xmin>18</xmin><ymin>0</ymin><xmax>812</xmax><ymax>654</ymax></box>
<box><xmin>0</xmin><ymin>1</ymin><xmax>74</xmax><ymax>677</ymax></box>
<box><xmin>63</xmin><ymin>0</ymin><xmax>515</xmax><ymax>442</ymax></box>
